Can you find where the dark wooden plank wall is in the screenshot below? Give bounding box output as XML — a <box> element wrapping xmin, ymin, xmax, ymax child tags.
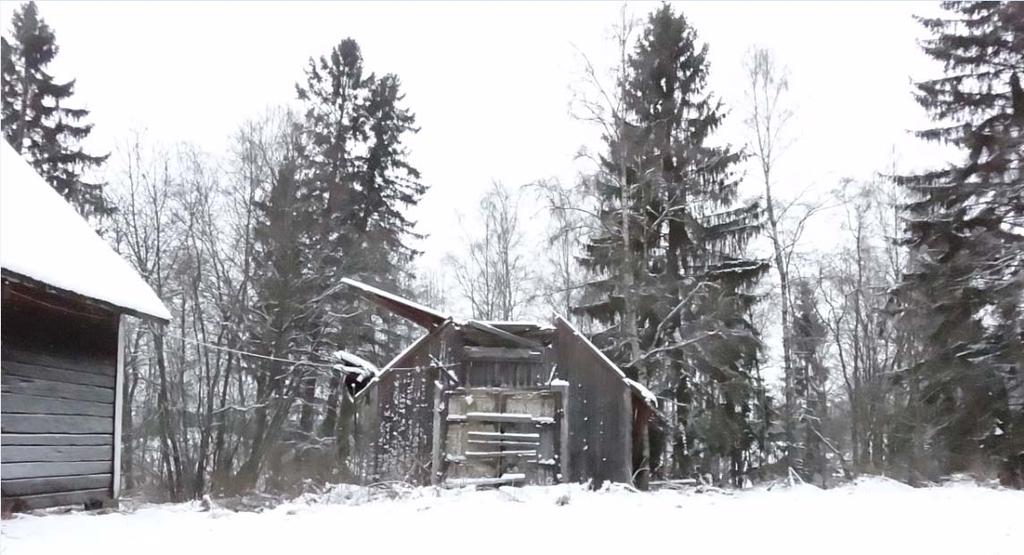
<box><xmin>369</xmin><ymin>323</ymin><xmax>461</xmax><ymax>484</ymax></box>
<box><xmin>464</xmin><ymin>359</ymin><xmax>550</xmax><ymax>388</ymax></box>
<box><xmin>555</xmin><ymin>319</ymin><xmax>633</xmax><ymax>487</ymax></box>
<box><xmin>1</xmin><ymin>281</ymin><xmax>119</xmax><ymax>511</ymax></box>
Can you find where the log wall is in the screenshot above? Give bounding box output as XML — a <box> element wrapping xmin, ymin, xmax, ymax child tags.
<box><xmin>1</xmin><ymin>280</ymin><xmax>119</xmax><ymax>511</ymax></box>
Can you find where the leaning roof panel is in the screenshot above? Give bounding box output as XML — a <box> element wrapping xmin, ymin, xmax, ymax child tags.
<box><xmin>340</xmin><ymin>277</ymin><xmax>448</xmax><ymax>329</ymax></box>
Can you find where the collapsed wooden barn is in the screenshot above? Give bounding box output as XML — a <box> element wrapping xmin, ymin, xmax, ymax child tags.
<box><xmin>1</xmin><ymin>143</ymin><xmax>171</xmax><ymax>512</ymax></box>
<box><xmin>342</xmin><ymin>279</ymin><xmax>662</xmax><ymax>488</ymax></box>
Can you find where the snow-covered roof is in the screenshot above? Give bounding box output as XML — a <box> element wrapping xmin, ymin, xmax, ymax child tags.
<box><xmin>0</xmin><ymin>142</ymin><xmax>171</xmax><ymax>322</ymax></box>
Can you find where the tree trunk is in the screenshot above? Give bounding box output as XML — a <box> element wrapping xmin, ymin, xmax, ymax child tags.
<box><xmin>320</xmin><ymin>369</ymin><xmax>342</xmax><ymax>438</ymax></box>
<box><xmin>762</xmin><ymin>166</ymin><xmax>799</xmax><ymax>474</ymax></box>
<box><xmin>298</xmin><ymin>369</ymin><xmax>318</xmax><ymax>436</ymax></box>
<box><xmin>153</xmin><ymin>327</ymin><xmax>184</xmax><ymax>501</ymax></box>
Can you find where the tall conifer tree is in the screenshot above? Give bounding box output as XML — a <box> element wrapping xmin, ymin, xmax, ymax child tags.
<box><xmin>295</xmin><ymin>39</ymin><xmax>425</xmax><ymax>353</ymax></box>
<box><xmin>1</xmin><ymin>1</ymin><xmax>111</xmax><ymax>217</ymax></box>
<box><xmin>894</xmin><ymin>1</ymin><xmax>1023</xmax><ymax>486</ymax></box>
<box><xmin>294</xmin><ymin>38</ymin><xmax>425</xmax><ymax>464</ymax></box>
<box><xmin>578</xmin><ymin>4</ymin><xmax>768</xmax><ymax>485</ymax></box>
<box><xmin>791</xmin><ymin>280</ymin><xmax>830</xmax><ymax>483</ymax></box>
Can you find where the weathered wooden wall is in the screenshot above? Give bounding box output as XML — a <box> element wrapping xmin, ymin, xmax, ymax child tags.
<box><xmin>361</xmin><ymin>323</ymin><xmax>462</xmax><ymax>484</ymax></box>
<box><xmin>356</xmin><ymin>317</ymin><xmax>641</xmax><ymax>488</ymax></box>
<box><xmin>555</xmin><ymin>318</ymin><xmax>633</xmax><ymax>487</ymax></box>
<box><xmin>1</xmin><ymin>281</ymin><xmax>119</xmax><ymax>511</ymax></box>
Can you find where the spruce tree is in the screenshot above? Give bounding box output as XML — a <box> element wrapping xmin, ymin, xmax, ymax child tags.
<box><xmin>237</xmin><ymin>124</ymin><xmax>321</xmax><ymax>487</ymax></box>
<box><xmin>894</xmin><ymin>1</ymin><xmax>1023</xmax><ymax>486</ymax></box>
<box><xmin>296</xmin><ymin>38</ymin><xmax>425</xmax><ymax>328</ymax></box>
<box><xmin>577</xmin><ymin>4</ymin><xmax>768</xmax><ymax>485</ymax></box>
<box><xmin>1</xmin><ymin>1</ymin><xmax>111</xmax><ymax>217</ymax></box>
<box><xmin>791</xmin><ymin>280</ymin><xmax>830</xmax><ymax>483</ymax></box>
<box><xmin>293</xmin><ymin>38</ymin><xmax>425</xmax><ymax>465</ymax></box>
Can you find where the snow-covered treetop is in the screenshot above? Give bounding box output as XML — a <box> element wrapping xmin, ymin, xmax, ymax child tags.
<box><xmin>0</xmin><ymin>142</ymin><xmax>171</xmax><ymax>321</ymax></box>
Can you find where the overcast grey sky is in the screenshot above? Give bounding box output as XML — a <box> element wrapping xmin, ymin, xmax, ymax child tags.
<box><xmin>2</xmin><ymin>1</ymin><xmax>950</xmax><ymax>273</ymax></box>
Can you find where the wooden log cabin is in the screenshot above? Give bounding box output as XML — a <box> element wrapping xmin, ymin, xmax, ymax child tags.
<box><xmin>1</xmin><ymin>143</ymin><xmax>171</xmax><ymax>512</ymax></box>
<box><xmin>342</xmin><ymin>278</ymin><xmax>663</xmax><ymax>489</ymax></box>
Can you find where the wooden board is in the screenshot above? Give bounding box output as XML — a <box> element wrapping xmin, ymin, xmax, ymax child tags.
<box><xmin>467</xmin><ymin>431</ymin><xmax>540</xmax><ymax>440</ymax></box>
<box><xmin>462</xmin><ymin>347</ymin><xmax>544</xmax><ymax>362</ymax></box>
<box><xmin>1</xmin><ymin>473</ymin><xmax>112</xmax><ymax>496</ymax></box>
<box><xmin>465</xmin><ymin>450</ymin><xmax>537</xmax><ymax>458</ymax></box>
<box><xmin>1</xmin><ymin>375</ymin><xmax>116</xmax><ymax>404</ymax></box>
<box><xmin>464</xmin><ymin>320</ymin><xmax>543</xmax><ymax>349</ymax></box>
<box><xmin>447</xmin><ymin>391</ymin><xmax>497</xmax><ymax>414</ymax></box>
<box><xmin>2</xmin><ymin>461</ymin><xmax>113</xmax><ymax>480</ymax></box>
<box><xmin>2</xmin><ymin>393</ymin><xmax>113</xmax><ymax>417</ymax></box>
<box><xmin>0</xmin><ymin>433</ymin><xmax>113</xmax><ymax>446</ymax></box>
<box><xmin>2</xmin><ymin>346</ymin><xmax>116</xmax><ymax>377</ymax></box>
<box><xmin>2</xmin><ymin>445</ymin><xmax>113</xmax><ymax>463</ymax></box>
<box><xmin>1</xmin><ymin>414</ymin><xmax>114</xmax><ymax>434</ymax></box>
<box><xmin>467</xmin><ymin>440</ymin><xmax>540</xmax><ymax>447</ymax></box>
<box><xmin>444</xmin><ymin>474</ymin><xmax>526</xmax><ymax>488</ymax></box>
<box><xmin>505</xmin><ymin>391</ymin><xmax>557</xmax><ymax>418</ymax></box>
<box><xmin>464</xmin><ymin>412</ymin><xmax>534</xmax><ymax>423</ymax></box>
<box><xmin>3</xmin><ymin>361</ymin><xmax>115</xmax><ymax>388</ymax></box>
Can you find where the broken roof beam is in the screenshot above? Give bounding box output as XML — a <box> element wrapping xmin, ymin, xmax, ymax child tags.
<box><xmin>478</xmin><ymin>321</ymin><xmax>549</xmax><ymax>334</ymax></box>
<box><xmin>340</xmin><ymin>277</ymin><xmax>448</xmax><ymax>330</ymax></box>
<box><xmin>464</xmin><ymin>319</ymin><xmax>543</xmax><ymax>349</ymax></box>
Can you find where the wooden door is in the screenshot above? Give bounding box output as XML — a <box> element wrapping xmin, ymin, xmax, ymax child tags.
<box><xmin>442</xmin><ymin>388</ymin><xmax>560</xmax><ymax>487</ymax></box>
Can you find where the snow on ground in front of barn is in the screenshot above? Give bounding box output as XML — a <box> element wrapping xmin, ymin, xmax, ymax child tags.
<box><xmin>2</xmin><ymin>477</ymin><xmax>1022</xmax><ymax>555</ymax></box>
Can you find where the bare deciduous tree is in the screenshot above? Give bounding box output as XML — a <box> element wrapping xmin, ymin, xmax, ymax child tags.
<box><xmin>448</xmin><ymin>181</ymin><xmax>532</xmax><ymax>321</ymax></box>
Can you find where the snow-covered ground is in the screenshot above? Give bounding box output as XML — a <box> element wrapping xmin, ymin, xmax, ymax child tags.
<box><xmin>2</xmin><ymin>477</ymin><xmax>1022</xmax><ymax>555</ymax></box>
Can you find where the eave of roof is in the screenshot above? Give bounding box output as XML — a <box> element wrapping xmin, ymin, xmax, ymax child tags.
<box><xmin>0</xmin><ymin>143</ymin><xmax>170</xmax><ymax>322</ymax></box>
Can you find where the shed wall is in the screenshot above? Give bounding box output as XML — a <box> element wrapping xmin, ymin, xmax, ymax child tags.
<box><xmin>555</xmin><ymin>320</ymin><xmax>633</xmax><ymax>486</ymax></box>
<box><xmin>366</xmin><ymin>324</ymin><xmax>462</xmax><ymax>484</ymax></box>
<box><xmin>1</xmin><ymin>281</ymin><xmax>119</xmax><ymax>511</ymax></box>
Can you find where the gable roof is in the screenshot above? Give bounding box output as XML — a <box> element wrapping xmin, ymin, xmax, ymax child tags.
<box><xmin>0</xmin><ymin>142</ymin><xmax>171</xmax><ymax>322</ymax></box>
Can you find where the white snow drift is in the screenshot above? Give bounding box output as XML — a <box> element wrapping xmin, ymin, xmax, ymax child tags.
<box><xmin>2</xmin><ymin>477</ymin><xmax>1022</xmax><ymax>555</ymax></box>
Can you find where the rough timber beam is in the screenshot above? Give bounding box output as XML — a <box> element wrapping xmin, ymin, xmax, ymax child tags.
<box><xmin>464</xmin><ymin>320</ymin><xmax>543</xmax><ymax>349</ymax></box>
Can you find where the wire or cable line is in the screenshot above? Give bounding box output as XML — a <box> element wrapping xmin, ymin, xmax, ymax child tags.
<box><xmin>163</xmin><ymin>332</ymin><xmax>341</xmax><ymax>368</ymax></box>
<box><xmin>161</xmin><ymin>331</ymin><xmax>459</xmax><ymax>372</ymax></box>
<box><xmin>7</xmin><ymin>286</ymin><xmax>110</xmax><ymax>320</ymax></box>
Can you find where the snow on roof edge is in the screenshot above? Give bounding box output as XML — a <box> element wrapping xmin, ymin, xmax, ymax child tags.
<box><xmin>0</xmin><ymin>143</ymin><xmax>171</xmax><ymax>321</ymax></box>
<box><xmin>624</xmin><ymin>378</ymin><xmax>658</xmax><ymax>407</ymax></box>
<box><xmin>340</xmin><ymin>277</ymin><xmax>448</xmax><ymax>327</ymax></box>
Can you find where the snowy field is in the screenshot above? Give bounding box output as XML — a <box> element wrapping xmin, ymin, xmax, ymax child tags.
<box><xmin>2</xmin><ymin>477</ymin><xmax>1022</xmax><ymax>555</ymax></box>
